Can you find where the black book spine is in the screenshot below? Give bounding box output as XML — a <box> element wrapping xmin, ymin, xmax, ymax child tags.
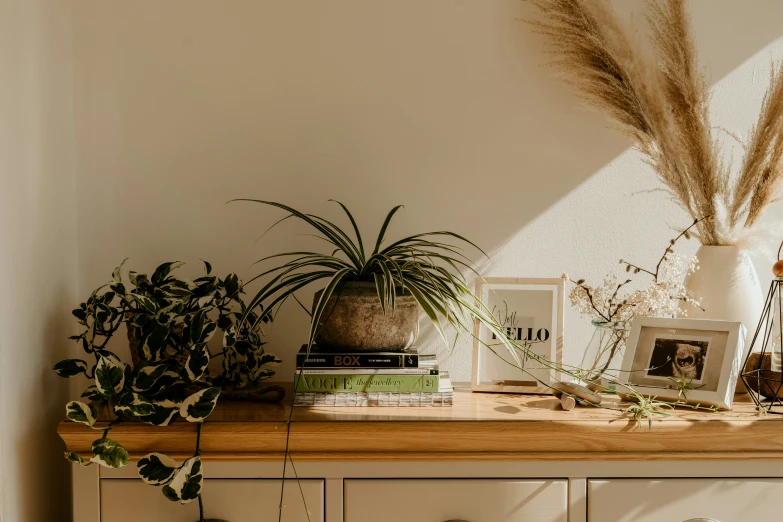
<box><xmin>297</xmin><ymin>352</ymin><xmax>419</xmax><ymax>368</ymax></box>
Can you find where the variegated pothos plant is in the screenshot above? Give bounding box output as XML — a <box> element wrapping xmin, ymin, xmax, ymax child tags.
<box><xmin>54</xmin><ymin>260</ymin><xmax>281</xmax><ymax>514</ymax></box>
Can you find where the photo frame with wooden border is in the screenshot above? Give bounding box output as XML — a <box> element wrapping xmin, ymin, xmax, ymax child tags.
<box><xmin>620</xmin><ymin>317</ymin><xmax>746</xmax><ymax>410</ymax></box>
<box><xmin>471</xmin><ymin>277</ymin><xmax>564</xmax><ymax>394</ymax></box>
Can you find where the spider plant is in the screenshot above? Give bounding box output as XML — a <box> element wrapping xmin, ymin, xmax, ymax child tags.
<box><xmin>235</xmin><ymin>199</ymin><xmax>521</xmax><ymax>359</ymax></box>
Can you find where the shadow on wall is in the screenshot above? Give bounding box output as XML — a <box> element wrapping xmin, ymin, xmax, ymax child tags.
<box><xmin>15</xmin><ymin>287</ymin><xmax>73</xmax><ymax>522</ymax></box>
<box><xmin>70</xmin><ymin>0</ymin><xmax>783</xmax><ymax>377</ymax></box>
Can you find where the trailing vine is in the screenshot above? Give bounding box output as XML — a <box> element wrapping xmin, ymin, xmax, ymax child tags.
<box><xmin>55</xmin><ymin>260</ymin><xmax>282</xmax><ymax>520</ymax></box>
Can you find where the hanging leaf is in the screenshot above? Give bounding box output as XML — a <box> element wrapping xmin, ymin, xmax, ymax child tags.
<box><xmin>128</xmin><ymin>271</ymin><xmax>149</xmax><ymax>288</ymax></box>
<box><xmin>159</xmin><ymin>279</ymin><xmax>194</xmax><ymax>299</ymax></box>
<box><xmin>90</xmin><ymin>438</ymin><xmax>130</xmax><ymax>468</ymax></box>
<box><xmin>112</xmin><ymin>258</ymin><xmax>128</xmax><ymax>283</ymax></box>
<box><xmin>139</xmin><ymin>399</ymin><xmax>180</xmax><ymax>427</ymax></box>
<box><xmin>223</xmin><ymin>325</ymin><xmax>237</xmax><ymax>348</ymax></box>
<box><xmin>188</xmin><ymin>310</ymin><xmax>207</xmax><ymax>345</ymax></box>
<box><xmin>140</xmin><ymin>324</ymin><xmax>171</xmax><ymax>363</ymax></box>
<box><xmin>137</xmin><ymin>453</ymin><xmax>178</xmax><ymax>485</ymax></box>
<box><xmin>65</xmin><ymin>401</ymin><xmax>98</xmax><ymax>427</ymax></box>
<box><xmin>180</xmin><ymin>387</ymin><xmax>221</xmax><ymax>422</ymax></box>
<box><xmin>162</xmin><ymin>456</ymin><xmax>203</xmax><ymax>504</ymax></box>
<box><xmin>184</xmin><ymin>345</ymin><xmax>210</xmax><ymax>383</ymax></box>
<box><xmin>94</xmin><ymin>356</ymin><xmax>125</xmax><ymax>397</ymax></box>
<box><xmin>132</xmin><ymin>364</ymin><xmax>180</xmax><ymax>394</ymax></box>
<box><xmin>84</xmin><ymin>316</ymin><xmax>96</xmax><ymax>351</ymax></box>
<box><xmin>202</xmin><ymin>260</ymin><xmax>212</xmax><ymax>275</ymax></box>
<box><xmin>65</xmin><ymin>451</ymin><xmax>91</xmax><ymax>466</ymax></box>
<box><xmin>113</xmin><ymin>392</ymin><xmax>156</xmax><ymax>417</ymax></box>
<box><xmin>152</xmin><ymin>261</ymin><xmax>185</xmax><ymax>285</ymax></box>
<box><xmin>53</xmin><ymin>359</ymin><xmax>89</xmax><ymax>378</ymax></box>
<box><xmin>223</xmin><ymin>273</ymin><xmax>240</xmax><ymax>297</ymax></box>
<box><xmin>133</xmin><ymin>294</ymin><xmax>158</xmax><ymax>314</ymax></box>
<box><xmin>72</xmin><ymin>307</ymin><xmax>87</xmax><ymax>322</ymax></box>
<box><xmin>155</xmin><ymin>302</ymin><xmax>185</xmax><ymax>325</ymax></box>
<box><xmin>110</xmin><ymin>282</ymin><xmax>126</xmax><ymax>296</ymax></box>
<box><xmin>81</xmin><ymin>385</ymin><xmax>104</xmax><ymax>402</ymax></box>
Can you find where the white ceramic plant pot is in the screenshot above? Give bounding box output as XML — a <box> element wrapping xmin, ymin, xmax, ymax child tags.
<box><xmin>683</xmin><ymin>245</ymin><xmax>764</xmax><ymax>392</ymax></box>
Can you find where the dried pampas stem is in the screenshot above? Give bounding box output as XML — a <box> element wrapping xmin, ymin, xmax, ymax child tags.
<box><xmin>526</xmin><ymin>0</ymin><xmax>783</xmax><ymax>247</ymax></box>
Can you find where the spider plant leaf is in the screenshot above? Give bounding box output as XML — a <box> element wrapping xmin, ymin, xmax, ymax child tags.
<box><xmin>402</xmin><ymin>279</ymin><xmax>448</xmax><ymax>345</ymax></box>
<box><xmin>330</xmin><ymin>200</ymin><xmax>365</xmax><ymax>263</ymax></box>
<box><xmin>382</xmin><ymin>231</ymin><xmax>488</xmax><ymax>259</ymax></box>
<box><xmin>308</xmin><ymin>267</ymin><xmax>354</xmax><ymax>346</ymax></box>
<box><xmin>372</xmin><ymin>205</ymin><xmax>404</xmax><ymax>255</ymax></box>
<box><xmin>373</xmin><ymin>273</ymin><xmax>387</xmax><ymax>314</ymax></box>
<box><xmin>249</xmin><ymin>271</ymin><xmax>337</xmax><ymax>330</ymax></box>
<box><xmin>307</xmin><ymin>214</ymin><xmax>363</xmax><ymax>267</ymax></box>
<box><xmin>231</xmin><ymin>199</ymin><xmax>362</xmax><ymax>268</ymax></box>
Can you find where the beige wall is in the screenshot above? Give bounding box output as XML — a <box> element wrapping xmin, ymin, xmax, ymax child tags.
<box><xmin>0</xmin><ymin>0</ymin><xmax>77</xmax><ymax>520</ymax></box>
<box><xmin>69</xmin><ymin>0</ymin><xmax>783</xmax><ymax>382</ymax></box>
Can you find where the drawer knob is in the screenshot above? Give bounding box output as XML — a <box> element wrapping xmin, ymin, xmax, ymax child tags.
<box><xmin>683</xmin><ymin>519</ymin><xmax>719</xmax><ymax>522</ymax></box>
<box><xmin>443</xmin><ymin>520</ymin><xmax>471</xmax><ymax>522</ymax></box>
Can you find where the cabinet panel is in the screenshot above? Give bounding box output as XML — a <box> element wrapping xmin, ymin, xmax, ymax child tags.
<box><xmin>345</xmin><ymin>479</ymin><xmax>568</xmax><ymax>522</ymax></box>
<box><xmin>589</xmin><ymin>479</ymin><xmax>783</xmax><ymax>521</ymax></box>
<box><xmin>101</xmin><ymin>479</ymin><xmax>323</xmax><ymax>522</ymax></box>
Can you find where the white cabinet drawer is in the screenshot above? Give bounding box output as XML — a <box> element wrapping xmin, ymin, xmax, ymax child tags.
<box><xmin>101</xmin><ymin>479</ymin><xmax>324</xmax><ymax>522</ymax></box>
<box><xmin>345</xmin><ymin>479</ymin><xmax>568</xmax><ymax>522</ymax></box>
<box><xmin>589</xmin><ymin>479</ymin><xmax>783</xmax><ymax>522</ymax></box>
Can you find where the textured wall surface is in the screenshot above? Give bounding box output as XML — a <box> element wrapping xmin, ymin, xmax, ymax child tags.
<box><xmin>69</xmin><ymin>0</ymin><xmax>783</xmax><ymax>383</ymax></box>
<box><xmin>0</xmin><ymin>1</ymin><xmax>77</xmax><ymax>520</ymax></box>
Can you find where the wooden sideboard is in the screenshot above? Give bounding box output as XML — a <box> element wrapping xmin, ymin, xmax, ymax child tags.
<box><xmin>59</xmin><ymin>386</ymin><xmax>783</xmax><ymax>522</ymax></box>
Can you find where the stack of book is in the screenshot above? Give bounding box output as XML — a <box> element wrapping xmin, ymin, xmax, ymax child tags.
<box><xmin>292</xmin><ymin>345</ymin><xmax>453</xmax><ymax>407</ymax></box>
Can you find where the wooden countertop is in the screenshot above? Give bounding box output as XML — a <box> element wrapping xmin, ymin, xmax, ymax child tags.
<box><xmin>57</xmin><ymin>385</ymin><xmax>783</xmax><ymax>461</ymax></box>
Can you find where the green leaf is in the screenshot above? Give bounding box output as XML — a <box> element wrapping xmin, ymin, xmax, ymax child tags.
<box><xmin>72</xmin><ymin>308</ymin><xmax>87</xmax><ymax>321</ymax></box>
<box><xmin>330</xmin><ymin>200</ymin><xmax>365</xmax><ymax>263</ymax></box>
<box><xmin>94</xmin><ymin>356</ymin><xmax>125</xmax><ymax>397</ymax></box>
<box><xmin>132</xmin><ymin>364</ymin><xmax>180</xmax><ymax>394</ymax></box>
<box><xmin>189</xmin><ymin>310</ymin><xmax>207</xmax><ymax>345</ymax></box>
<box><xmin>309</xmin><ymin>268</ymin><xmax>354</xmax><ymax>346</ymax></box>
<box><xmin>151</xmin><ymin>261</ymin><xmax>185</xmax><ymax>285</ymax></box>
<box><xmin>66</xmin><ymin>401</ymin><xmax>98</xmax><ymax>427</ymax></box>
<box><xmin>133</xmin><ymin>294</ymin><xmax>158</xmax><ymax>314</ymax></box>
<box><xmin>81</xmin><ymin>385</ymin><xmax>104</xmax><ymax>402</ymax></box>
<box><xmin>128</xmin><ymin>271</ymin><xmax>149</xmax><ymax>288</ymax></box>
<box><xmin>53</xmin><ymin>359</ymin><xmax>89</xmax><ymax>378</ymax></box>
<box><xmin>161</xmin><ymin>456</ymin><xmax>203</xmax><ymax>504</ymax></box>
<box><xmin>65</xmin><ymin>451</ymin><xmax>92</xmax><ymax>466</ymax></box>
<box><xmin>110</xmin><ymin>282</ymin><xmax>126</xmax><ymax>296</ymax></box>
<box><xmin>180</xmin><ymin>387</ymin><xmax>221</xmax><ymax>422</ymax></box>
<box><xmin>184</xmin><ymin>345</ymin><xmax>210</xmax><ymax>382</ymax></box>
<box><xmin>139</xmin><ymin>399</ymin><xmax>180</xmax><ymax>426</ymax></box>
<box><xmin>159</xmin><ymin>279</ymin><xmax>194</xmax><ymax>299</ymax></box>
<box><xmin>156</xmin><ymin>302</ymin><xmax>185</xmax><ymax>325</ymax></box>
<box><xmin>223</xmin><ymin>273</ymin><xmax>240</xmax><ymax>298</ymax></box>
<box><xmin>372</xmin><ymin>204</ymin><xmax>404</xmax><ymax>255</ymax></box>
<box><xmin>90</xmin><ymin>438</ymin><xmax>130</xmax><ymax>468</ymax></box>
<box><xmin>140</xmin><ymin>324</ymin><xmax>171</xmax><ymax>363</ymax></box>
<box><xmin>112</xmin><ymin>258</ymin><xmax>128</xmax><ymax>283</ymax></box>
<box><xmin>114</xmin><ymin>392</ymin><xmax>156</xmax><ymax>417</ymax></box>
<box><xmin>138</xmin><ymin>453</ymin><xmax>178</xmax><ymax>485</ymax></box>
<box><xmin>202</xmin><ymin>260</ymin><xmax>212</xmax><ymax>275</ymax></box>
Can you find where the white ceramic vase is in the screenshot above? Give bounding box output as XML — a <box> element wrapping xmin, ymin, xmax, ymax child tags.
<box><xmin>683</xmin><ymin>246</ymin><xmax>764</xmax><ymax>391</ymax></box>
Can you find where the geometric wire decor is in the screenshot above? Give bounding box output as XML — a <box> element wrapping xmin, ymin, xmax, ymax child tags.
<box><xmin>741</xmin><ymin>274</ymin><xmax>783</xmax><ymax>414</ymax></box>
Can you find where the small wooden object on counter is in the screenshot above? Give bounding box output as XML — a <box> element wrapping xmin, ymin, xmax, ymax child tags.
<box><xmin>559</xmin><ymin>395</ymin><xmax>577</xmax><ymax>411</ymax></box>
<box><xmin>551</xmin><ymin>381</ymin><xmax>603</xmax><ymax>405</ymax></box>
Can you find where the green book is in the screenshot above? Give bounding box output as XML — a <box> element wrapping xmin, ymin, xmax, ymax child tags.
<box><xmin>294</xmin><ymin>373</ymin><xmax>440</xmax><ymax>393</ymax></box>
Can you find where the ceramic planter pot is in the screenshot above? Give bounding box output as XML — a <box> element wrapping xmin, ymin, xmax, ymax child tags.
<box><xmin>683</xmin><ymin>245</ymin><xmax>764</xmax><ymax>393</ymax></box>
<box><xmin>312</xmin><ymin>281</ymin><xmax>419</xmax><ymax>351</ymax></box>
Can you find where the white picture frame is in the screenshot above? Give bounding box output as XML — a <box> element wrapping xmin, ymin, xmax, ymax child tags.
<box><xmin>620</xmin><ymin>317</ymin><xmax>746</xmax><ymax>410</ymax></box>
<box><xmin>471</xmin><ymin>277</ymin><xmax>564</xmax><ymax>394</ymax></box>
